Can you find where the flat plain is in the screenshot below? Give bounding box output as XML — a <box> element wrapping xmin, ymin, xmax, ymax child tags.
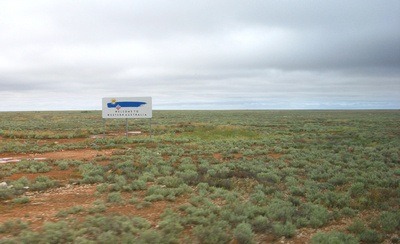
<box><xmin>0</xmin><ymin>110</ymin><xmax>399</xmax><ymax>243</ymax></box>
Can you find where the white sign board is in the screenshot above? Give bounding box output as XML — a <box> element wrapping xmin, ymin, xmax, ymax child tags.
<box><xmin>102</xmin><ymin>97</ymin><xmax>152</xmax><ymax>119</ymax></box>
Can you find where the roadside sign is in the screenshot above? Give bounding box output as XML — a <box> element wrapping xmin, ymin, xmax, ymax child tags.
<box><xmin>102</xmin><ymin>97</ymin><xmax>152</xmax><ymax>119</ymax></box>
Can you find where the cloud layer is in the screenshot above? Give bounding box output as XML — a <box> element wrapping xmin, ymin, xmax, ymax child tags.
<box><xmin>0</xmin><ymin>0</ymin><xmax>399</xmax><ymax>110</ymax></box>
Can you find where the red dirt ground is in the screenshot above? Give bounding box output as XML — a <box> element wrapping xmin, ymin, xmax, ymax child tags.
<box><xmin>2</xmin><ymin>138</ymin><xmax>391</xmax><ymax>243</ymax></box>
<box><xmin>5</xmin><ymin>168</ymin><xmax>80</xmax><ymax>183</ymax></box>
<box><xmin>0</xmin><ymin>184</ymin><xmax>190</xmax><ymax>235</ymax></box>
<box><xmin>0</xmin><ymin>139</ymin><xmax>186</xmax><ymax>240</ymax></box>
<box><xmin>0</xmin><ymin>184</ymin><xmax>97</xmax><ymax>231</ymax></box>
<box><xmin>0</xmin><ymin>148</ymin><xmax>114</xmax><ymax>162</ymax></box>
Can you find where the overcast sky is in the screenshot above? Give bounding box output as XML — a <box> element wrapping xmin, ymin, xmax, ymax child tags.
<box><xmin>0</xmin><ymin>0</ymin><xmax>399</xmax><ymax>111</ymax></box>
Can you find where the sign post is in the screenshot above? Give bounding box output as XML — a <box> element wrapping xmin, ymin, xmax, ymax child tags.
<box><xmin>102</xmin><ymin>97</ymin><xmax>152</xmax><ymax>137</ymax></box>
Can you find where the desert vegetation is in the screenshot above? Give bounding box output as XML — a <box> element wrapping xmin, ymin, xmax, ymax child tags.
<box><xmin>0</xmin><ymin>110</ymin><xmax>399</xmax><ymax>243</ymax></box>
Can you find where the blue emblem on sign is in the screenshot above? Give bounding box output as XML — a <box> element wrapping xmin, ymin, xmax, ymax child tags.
<box><xmin>107</xmin><ymin>100</ymin><xmax>147</xmax><ymax>110</ymax></box>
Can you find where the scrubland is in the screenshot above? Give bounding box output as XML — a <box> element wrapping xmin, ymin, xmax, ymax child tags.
<box><xmin>0</xmin><ymin>110</ymin><xmax>399</xmax><ymax>243</ymax></box>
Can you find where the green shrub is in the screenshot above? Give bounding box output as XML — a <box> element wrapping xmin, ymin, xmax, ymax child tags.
<box><xmin>29</xmin><ymin>161</ymin><xmax>51</xmax><ymax>173</ymax></box>
<box><xmin>157</xmin><ymin>176</ymin><xmax>184</xmax><ymax>188</ymax></box>
<box><xmin>0</xmin><ymin>219</ymin><xmax>28</xmax><ymax>236</ymax></box>
<box><xmin>42</xmin><ymin>221</ymin><xmax>74</xmax><ymax>243</ymax></box>
<box><xmin>359</xmin><ymin>229</ymin><xmax>382</xmax><ymax>243</ymax></box>
<box><xmin>272</xmin><ymin>222</ymin><xmax>296</xmax><ymax>238</ymax></box>
<box><xmin>158</xmin><ymin>209</ymin><xmax>184</xmax><ymax>243</ymax></box>
<box><xmin>251</xmin><ymin>216</ymin><xmax>271</xmax><ymax>233</ymax></box>
<box><xmin>347</xmin><ymin>219</ymin><xmax>366</xmax><ymax>234</ymax></box>
<box><xmin>177</xmin><ymin>170</ymin><xmax>199</xmax><ymax>185</ymax></box>
<box><xmin>144</xmin><ymin>194</ymin><xmax>164</xmax><ymax>202</ymax></box>
<box><xmin>327</xmin><ymin>173</ymin><xmax>348</xmax><ymax>186</ymax></box>
<box><xmin>234</xmin><ymin>222</ymin><xmax>255</xmax><ymax>244</ymax></box>
<box><xmin>88</xmin><ymin>200</ymin><xmax>107</xmax><ymax>214</ymax></box>
<box><xmin>56</xmin><ymin>205</ymin><xmax>85</xmax><ymax>218</ymax></box>
<box><xmin>197</xmin><ymin>182</ymin><xmax>210</xmax><ymax>196</ymax></box>
<box><xmin>250</xmin><ymin>189</ymin><xmax>267</xmax><ymax>205</ymax></box>
<box><xmin>56</xmin><ymin>161</ymin><xmax>69</xmax><ymax>170</ymax></box>
<box><xmin>349</xmin><ymin>182</ymin><xmax>365</xmax><ymax>197</ymax></box>
<box><xmin>136</xmin><ymin>201</ymin><xmax>152</xmax><ymax>209</ymax></box>
<box><xmin>131</xmin><ymin>179</ymin><xmax>147</xmax><ymax>190</ymax></box>
<box><xmin>12</xmin><ymin>177</ymin><xmax>30</xmax><ymax>191</ymax></box>
<box><xmin>110</xmin><ymin>175</ymin><xmax>130</xmax><ymax>191</ymax></box>
<box><xmin>266</xmin><ymin>199</ymin><xmax>295</xmax><ymax>222</ymax></box>
<box><xmin>16</xmin><ymin>230</ymin><xmax>42</xmax><ymax>243</ymax></box>
<box><xmin>289</xmin><ymin>186</ymin><xmax>305</xmax><ymax>196</ymax></box>
<box><xmin>380</xmin><ymin>211</ymin><xmax>400</xmax><ymax>233</ymax></box>
<box><xmin>193</xmin><ymin>221</ymin><xmax>231</xmax><ymax>244</ymax></box>
<box><xmin>137</xmin><ymin>229</ymin><xmax>162</xmax><ymax>244</ymax></box>
<box><xmin>12</xmin><ymin>197</ymin><xmax>30</xmax><ymax>204</ymax></box>
<box><xmin>107</xmin><ymin>192</ymin><xmax>124</xmax><ymax>204</ymax></box>
<box><xmin>257</xmin><ymin>172</ymin><xmax>280</xmax><ymax>184</ymax></box>
<box><xmin>146</xmin><ymin>184</ymin><xmax>191</xmax><ymax>200</ymax></box>
<box><xmin>0</xmin><ymin>188</ymin><xmax>14</xmax><ymax>200</ymax></box>
<box><xmin>97</xmin><ymin>230</ymin><xmax>119</xmax><ymax>243</ymax></box>
<box><xmin>138</xmin><ymin>172</ymin><xmax>155</xmax><ymax>182</ymax></box>
<box><xmin>296</xmin><ymin>203</ymin><xmax>330</xmax><ymax>228</ymax></box>
<box><xmin>55</xmin><ymin>210</ymin><xmax>69</xmax><ymax>218</ymax></box>
<box><xmin>340</xmin><ymin>207</ymin><xmax>357</xmax><ymax>217</ymax></box>
<box><xmin>96</xmin><ymin>183</ymin><xmax>109</xmax><ymax>193</ymax></box>
<box><xmin>31</xmin><ymin>176</ymin><xmax>57</xmax><ymax>191</ymax></box>
<box><xmin>129</xmin><ymin>196</ymin><xmax>139</xmax><ymax>204</ymax></box>
<box><xmin>79</xmin><ymin>163</ymin><xmax>105</xmax><ymax>184</ymax></box>
<box><xmin>311</xmin><ymin>231</ymin><xmax>358</xmax><ymax>244</ymax></box>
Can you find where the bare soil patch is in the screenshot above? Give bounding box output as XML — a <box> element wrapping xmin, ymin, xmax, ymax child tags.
<box><xmin>268</xmin><ymin>153</ymin><xmax>282</xmax><ymax>159</ymax></box>
<box><xmin>37</xmin><ymin>148</ymin><xmax>114</xmax><ymax>161</ymax></box>
<box><xmin>5</xmin><ymin>168</ymin><xmax>80</xmax><ymax>183</ymax></box>
<box><xmin>36</xmin><ymin>137</ymin><xmax>88</xmax><ymax>146</ymax></box>
<box><xmin>0</xmin><ymin>184</ymin><xmax>97</xmax><ymax>230</ymax></box>
<box><xmin>0</xmin><ymin>184</ymin><xmax>191</xmax><ymax>233</ymax></box>
<box><xmin>0</xmin><ymin>148</ymin><xmax>114</xmax><ymax>162</ymax></box>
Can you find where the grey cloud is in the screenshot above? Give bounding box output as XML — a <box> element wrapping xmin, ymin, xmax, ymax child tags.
<box><xmin>0</xmin><ymin>0</ymin><xmax>399</xmax><ymax>110</ymax></box>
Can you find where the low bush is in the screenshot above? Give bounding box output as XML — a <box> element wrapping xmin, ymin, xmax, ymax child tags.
<box><xmin>193</xmin><ymin>221</ymin><xmax>231</xmax><ymax>244</ymax></box>
<box><xmin>88</xmin><ymin>200</ymin><xmax>107</xmax><ymax>214</ymax></box>
<box><xmin>56</xmin><ymin>206</ymin><xmax>85</xmax><ymax>218</ymax></box>
<box><xmin>379</xmin><ymin>211</ymin><xmax>400</xmax><ymax>233</ymax></box>
<box><xmin>340</xmin><ymin>207</ymin><xmax>357</xmax><ymax>217</ymax></box>
<box><xmin>107</xmin><ymin>192</ymin><xmax>124</xmax><ymax>204</ymax></box>
<box><xmin>130</xmin><ymin>179</ymin><xmax>147</xmax><ymax>190</ymax></box>
<box><xmin>347</xmin><ymin>219</ymin><xmax>366</xmax><ymax>234</ymax></box>
<box><xmin>251</xmin><ymin>216</ymin><xmax>271</xmax><ymax>233</ymax></box>
<box><xmin>42</xmin><ymin>221</ymin><xmax>74</xmax><ymax>243</ymax></box>
<box><xmin>348</xmin><ymin>182</ymin><xmax>365</xmax><ymax>197</ymax></box>
<box><xmin>0</xmin><ymin>188</ymin><xmax>14</xmax><ymax>200</ymax></box>
<box><xmin>137</xmin><ymin>229</ymin><xmax>163</xmax><ymax>243</ymax></box>
<box><xmin>135</xmin><ymin>201</ymin><xmax>152</xmax><ymax>209</ymax></box>
<box><xmin>0</xmin><ymin>219</ymin><xmax>29</xmax><ymax>236</ymax></box>
<box><xmin>234</xmin><ymin>222</ymin><xmax>255</xmax><ymax>244</ymax></box>
<box><xmin>359</xmin><ymin>229</ymin><xmax>382</xmax><ymax>243</ymax></box>
<box><xmin>96</xmin><ymin>183</ymin><xmax>109</xmax><ymax>193</ymax></box>
<box><xmin>29</xmin><ymin>162</ymin><xmax>51</xmax><ymax>173</ymax></box>
<box><xmin>311</xmin><ymin>231</ymin><xmax>358</xmax><ymax>244</ymax></box>
<box><xmin>296</xmin><ymin>203</ymin><xmax>330</xmax><ymax>228</ymax></box>
<box><xmin>79</xmin><ymin>163</ymin><xmax>105</xmax><ymax>184</ymax></box>
<box><xmin>144</xmin><ymin>194</ymin><xmax>164</xmax><ymax>202</ymax></box>
<box><xmin>109</xmin><ymin>175</ymin><xmax>130</xmax><ymax>192</ymax></box>
<box><xmin>156</xmin><ymin>176</ymin><xmax>184</xmax><ymax>188</ymax></box>
<box><xmin>12</xmin><ymin>196</ymin><xmax>30</xmax><ymax>204</ymax></box>
<box><xmin>56</xmin><ymin>161</ymin><xmax>69</xmax><ymax>170</ymax></box>
<box><xmin>31</xmin><ymin>176</ymin><xmax>58</xmax><ymax>191</ymax></box>
<box><xmin>266</xmin><ymin>199</ymin><xmax>296</xmax><ymax>222</ymax></box>
<box><xmin>12</xmin><ymin>177</ymin><xmax>30</xmax><ymax>191</ymax></box>
<box><xmin>158</xmin><ymin>209</ymin><xmax>184</xmax><ymax>243</ymax></box>
<box><xmin>272</xmin><ymin>222</ymin><xmax>296</xmax><ymax>238</ymax></box>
